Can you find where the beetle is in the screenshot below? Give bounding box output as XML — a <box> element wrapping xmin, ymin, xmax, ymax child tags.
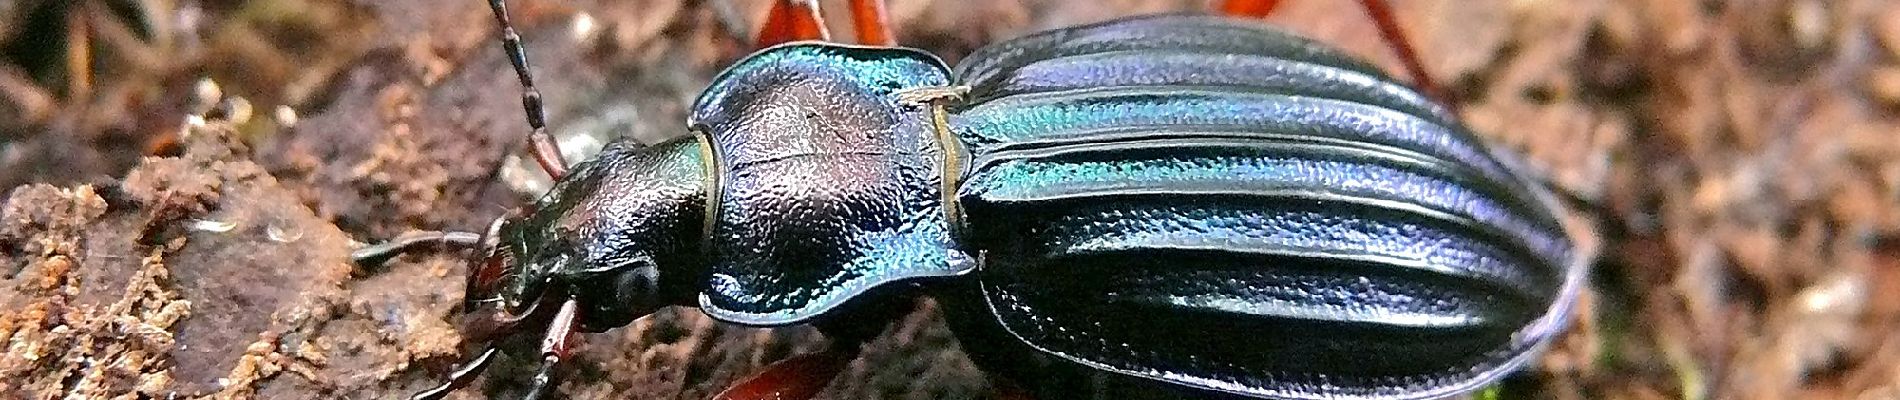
<box><xmin>353</xmin><ymin>0</ymin><xmax>1592</xmax><ymax>399</ymax></box>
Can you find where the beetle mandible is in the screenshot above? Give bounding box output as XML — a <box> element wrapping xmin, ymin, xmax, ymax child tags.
<box><xmin>352</xmin><ymin>0</ymin><xmax>1593</xmax><ymax>399</ymax></box>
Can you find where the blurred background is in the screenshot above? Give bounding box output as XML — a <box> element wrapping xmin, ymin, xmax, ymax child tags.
<box><xmin>1</xmin><ymin>0</ymin><xmax>1898</xmax><ymax>399</ymax></box>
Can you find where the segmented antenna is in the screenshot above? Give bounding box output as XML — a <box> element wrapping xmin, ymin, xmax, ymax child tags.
<box><xmin>487</xmin><ymin>0</ymin><xmax>570</xmax><ymax>179</ymax></box>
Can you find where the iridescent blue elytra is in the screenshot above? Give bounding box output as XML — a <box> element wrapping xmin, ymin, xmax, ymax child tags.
<box><xmin>492</xmin><ymin>13</ymin><xmax>1585</xmax><ymax>400</ymax></box>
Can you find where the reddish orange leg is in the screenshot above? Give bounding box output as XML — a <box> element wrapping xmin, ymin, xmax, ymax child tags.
<box><xmin>522</xmin><ymin>299</ymin><xmax>581</xmax><ymax>400</ymax></box>
<box><xmin>756</xmin><ymin>0</ymin><xmax>830</xmax><ymax>48</ymax></box>
<box><xmin>1353</xmin><ymin>0</ymin><xmax>1453</xmax><ymax>110</ymax></box>
<box><xmin>847</xmin><ymin>0</ymin><xmax>895</xmax><ymax>46</ymax></box>
<box><xmin>1220</xmin><ymin>0</ymin><xmax>1456</xmax><ymax>110</ymax></box>
<box><xmin>712</xmin><ymin>347</ymin><xmax>858</xmax><ymax>400</ymax></box>
<box><xmin>1218</xmin><ymin>0</ymin><xmax>1282</xmax><ymax>17</ymax></box>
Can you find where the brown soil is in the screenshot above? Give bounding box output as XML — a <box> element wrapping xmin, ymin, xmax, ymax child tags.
<box><xmin>2</xmin><ymin>0</ymin><xmax>1898</xmax><ymax>399</ymax></box>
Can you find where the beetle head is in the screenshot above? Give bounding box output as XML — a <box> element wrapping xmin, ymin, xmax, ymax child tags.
<box><xmin>465</xmin><ymin>138</ymin><xmax>710</xmax><ymax>336</ymax></box>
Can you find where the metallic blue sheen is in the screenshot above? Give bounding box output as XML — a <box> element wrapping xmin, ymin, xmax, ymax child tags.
<box><xmin>956</xmin><ymin>15</ymin><xmax>1387</xmax><ymax>97</ymax></box>
<box><xmin>962</xmin><ymin>139</ymin><xmax>1569</xmax><ymax>272</ymax></box>
<box><xmin>978</xmin><ymin>50</ymin><xmax>1450</xmax><ymax>125</ymax></box>
<box><xmin>688</xmin><ymin>43</ymin><xmax>974</xmax><ymax>326</ymax></box>
<box><xmin>953</xmin><ymin>90</ymin><xmax>1523</xmax><ymax>195</ymax></box>
<box><xmin>946</xmin><ymin>14</ymin><xmax>1583</xmax><ymax>400</ymax></box>
<box><xmin>484</xmin><ymin>13</ymin><xmax>1583</xmax><ymax>400</ymax></box>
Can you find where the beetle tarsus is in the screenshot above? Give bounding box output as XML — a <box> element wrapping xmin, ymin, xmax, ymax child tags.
<box><xmin>521</xmin><ymin>354</ymin><xmax>563</xmax><ymax>400</ymax></box>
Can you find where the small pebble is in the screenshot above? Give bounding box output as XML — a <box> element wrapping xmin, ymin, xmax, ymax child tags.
<box><xmin>187</xmin><ymin>219</ymin><xmax>236</xmax><ymax>233</ymax></box>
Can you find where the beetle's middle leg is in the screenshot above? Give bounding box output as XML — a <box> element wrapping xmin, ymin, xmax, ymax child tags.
<box><xmin>847</xmin><ymin>0</ymin><xmax>894</xmax><ymax>46</ymax></box>
<box><xmin>710</xmin><ymin>347</ymin><xmax>858</xmax><ymax>400</ymax></box>
<box><xmin>755</xmin><ymin>0</ymin><xmax>898</xmax><ymax>48</ymax></box>
<box><xmin>756</xmin><ymin>0</ymin><xmax>830</xmax><ymax>47</ymax></box>
<box><xmin>711</xmin><ymin>289</ymin><xmax>924</xmax><ymax>400</ymax></box>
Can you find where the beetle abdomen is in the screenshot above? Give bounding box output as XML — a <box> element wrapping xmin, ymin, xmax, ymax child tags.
<box><xmin>948</xmin><ymin>15</ymin><xmax>1582</xmax><ymax>400</ymax></box>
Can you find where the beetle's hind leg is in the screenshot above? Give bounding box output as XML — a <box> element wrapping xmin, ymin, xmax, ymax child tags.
<box><xmin>1351</xmin><ymin>0</ymin><xmax>1452</xmax><ymax>109</ymax></box>
<box><xmin>1220</xmin><ymin>0</ymin><xmax>1455</xmax><ymax>109</ymax></box>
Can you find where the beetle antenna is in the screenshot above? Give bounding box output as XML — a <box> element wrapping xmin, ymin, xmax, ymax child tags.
<box><xmin>487</xmin><ymin>0</ymin><xmax>570</xmax><ymax>179</ymax></box>
<box><xmin>349</xmin><ymin>230</ymin><xmax>483</xmax><ymax>267</ymax></box>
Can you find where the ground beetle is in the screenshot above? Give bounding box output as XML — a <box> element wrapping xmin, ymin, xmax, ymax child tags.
<box><xmin>353</xmin><ymin>1</ymin><xmax>1593</xmax><ymax>399</ymax></box>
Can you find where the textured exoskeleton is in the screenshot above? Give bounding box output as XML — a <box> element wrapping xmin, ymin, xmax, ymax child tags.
<box><xmin>462</xmin><ymin>13</ymin><xmax>1585</xmax><ymax>400</ymax></box>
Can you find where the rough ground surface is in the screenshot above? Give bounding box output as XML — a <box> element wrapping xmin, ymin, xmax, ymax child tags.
<box><xmin>2</xmin><ymin>0</ymin><xmax>1900</xmax><ymax>399</ymax></box>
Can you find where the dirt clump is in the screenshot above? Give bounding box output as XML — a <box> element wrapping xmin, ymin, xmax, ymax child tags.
<box><xmin>0</xmin><ymin>122</ymin><xmax>351</xmax><ymax>398</ymax></box>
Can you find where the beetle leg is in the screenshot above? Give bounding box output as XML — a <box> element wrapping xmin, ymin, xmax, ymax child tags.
<box><xmin>350</xmin><ymin>230</ymin><xmax>483</xmax><ymax>266</ymax></box>
<box><xmin>756</xmin><ymin>0</ymin><xmax>830</xmax><ymax>48</ymax></box>
<box><xmin>1217</xmin><ymin>0</ymin><xmax>1282</xmax><ymax>17</ymax></box>
<box><xmin>486</xmin><ymin>0</ymin><xmax>569</xmax><ymax>179</ymax></box>
<box><xmin>711</xmin><ymin>347</ymin><xmax>857</xmax><ymax>400</ymax></box>
<box><xmin>1354</xmin><ymin>0</ymin><xmax>1454</xmax><ymax>109</ymax></box>
<box><xmin>1219</xmin><ymin>0</ymin><xmax>1456</xmax><ymax>110</ymax></box>
<box><xmin>847</xmin><ymin>0</ymin><xmax>894</xmax><ymax>46</ymax></box>
<box><xmin>408</xmin><ymin>347</ymin><xmax>500</xmax><ymax>400</ymax></box>
<box><xmin>522</xmin><ymin>299</ymin><xmax>582</xmax><ymax>400</ymax></box>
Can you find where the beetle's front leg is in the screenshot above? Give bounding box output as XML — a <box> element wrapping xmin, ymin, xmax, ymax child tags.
<box><xmin>522</xmin><ymin>299</ymin><xmax>582</xmax><ymax>400</ymax></box>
